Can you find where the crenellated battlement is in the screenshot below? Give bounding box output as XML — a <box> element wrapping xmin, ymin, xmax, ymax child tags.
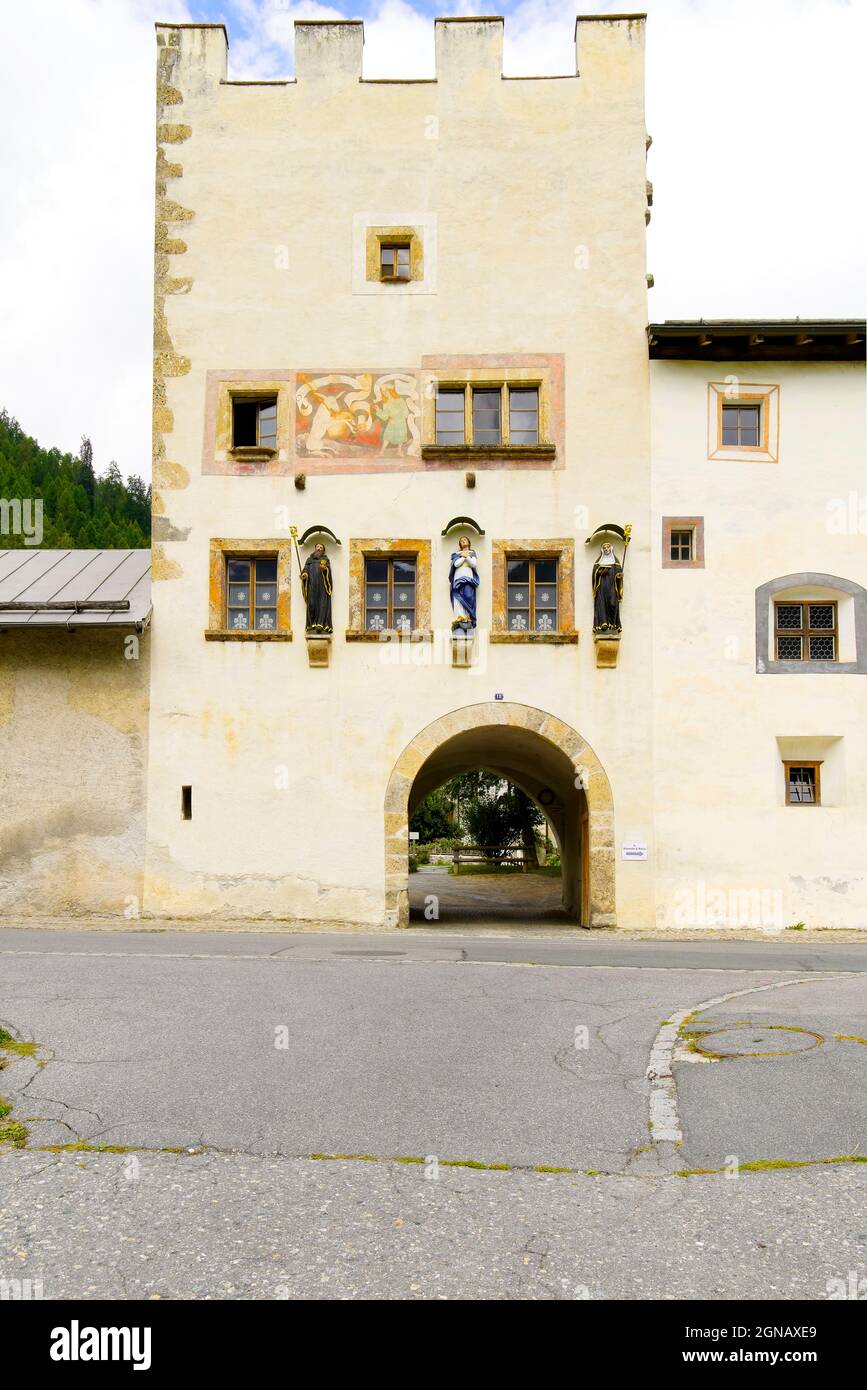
<box><xmin>154</xmin><ymin>13</ymin><xmax>646</xmax><ymax>87</ymax></box>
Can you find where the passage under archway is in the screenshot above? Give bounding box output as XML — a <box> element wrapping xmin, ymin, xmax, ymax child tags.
<box><xmin>384</xmin><ymin>703</ymin><xmax>615</xmax><ymax>929</ymax></box>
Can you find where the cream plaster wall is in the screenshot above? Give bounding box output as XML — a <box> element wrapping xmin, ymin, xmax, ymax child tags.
<box><xmin>0</xmin><ymin>630</ymin><xmax>150</xmax><ymax>918</ymax></box>
<box><xmin>145</xmin><ymin>18</ymin><xmax>654</xmax><ymax>925</ymax></box>
<box><xmin>650</xmin><ymin>360</ymin><xmax>867</xmax><ymax>929</ymax></box>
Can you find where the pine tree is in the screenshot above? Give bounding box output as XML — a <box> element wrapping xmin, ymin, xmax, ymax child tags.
<box><xmin>0</xmin><ymin>414</ymin><xmax>149</xmax><ymax>548</ymax></box>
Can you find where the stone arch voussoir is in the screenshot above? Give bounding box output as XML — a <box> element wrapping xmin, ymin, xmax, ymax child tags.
<box><xmin>383</xmin><ymin>702</ymin><xmax>615</xmax><ymax>929</ymax></box>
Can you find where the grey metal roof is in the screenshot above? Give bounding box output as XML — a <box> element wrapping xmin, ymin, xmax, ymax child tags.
<box><xmin>0</xmin><ymin>550</ymin><xmax>152</xmax><ymax>631</ymax></box>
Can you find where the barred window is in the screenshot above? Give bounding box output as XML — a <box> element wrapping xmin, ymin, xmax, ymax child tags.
<box><xmin>774</xmin><ymin>601</ymin><xmax>837</xmax><ymax>661</ymax></box>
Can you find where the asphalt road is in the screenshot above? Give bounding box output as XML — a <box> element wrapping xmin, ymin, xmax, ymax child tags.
<box><xmin>0</xmin><ymin>927</ymin><xmax>864</xmax><ymax>1299</ymax></box>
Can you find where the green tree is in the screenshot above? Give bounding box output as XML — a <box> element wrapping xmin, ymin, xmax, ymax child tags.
<box><xmin>410</xmin><ymin>787</ymin><xmax>454</xmax><ymax>843</ymax></box>
<box><xmin>0</xmin><ymin>413</ymin><xmax>149</xmax><ymax>548</ymax></box>
<box><xmin>447</xmin><ymin>771</ymin><xmax>542</xmax><ymax>863</ymax></box>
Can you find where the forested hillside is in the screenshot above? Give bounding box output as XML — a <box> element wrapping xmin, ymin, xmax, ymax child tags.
<box><xmin>0</xmin><ymin>410</ymin><xmax>150</xmax><ymax>548</ymax></box>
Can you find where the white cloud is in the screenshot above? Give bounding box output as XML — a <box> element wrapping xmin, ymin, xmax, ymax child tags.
<box><xmin>0</xmin><ymin>0</ymin><xmax>863</xmax><ymax>480</ymax></box>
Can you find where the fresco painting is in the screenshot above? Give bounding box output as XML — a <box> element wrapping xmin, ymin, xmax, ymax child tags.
<box><xmin>295</xmin><ymin>371</ymin><xmax>422</xmax><ymax>459</ymax></box>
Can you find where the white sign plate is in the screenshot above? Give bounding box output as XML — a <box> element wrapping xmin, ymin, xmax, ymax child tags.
<box><xmin>622</xmin><ymin>839</ymin><xmax>647</xmax><ymax>861</ymax></box>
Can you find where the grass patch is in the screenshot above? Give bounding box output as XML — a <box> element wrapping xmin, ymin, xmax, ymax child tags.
<box><xmin>835</xmin><ymin>1033</ymin><xmax>867</xmax><ymax>1045</ymax></box>
<box><xmin>0</xmin><ymin>1098</ymin><xmax>10</xmax><ymax>1120</ymax></box>
<box><xmin>534</xmin><ymin>1164</ymin><xmax>575</xmax><ymax>1174</ymax></box>
<box><xmin>440</xmin><ymin>1158</ymin><xmax>511</xmax><ymax>1170</ymax></box>
<box><xmin>37</xmin><ymin>1142</ymin><xmax>133</xmax><ymax>1154</ymax></box>
<box><xmin>675</xmin><ymin>1155</ymin><xmax>867</xmax><ymax>1177</ymax></box>
<box><xmin>309</xmin><ymin>1152</ymin><xmax>378</xmax><ymax>1162</ymax></box>
<box><xmin>0</xmin><ymin>1120</ymin><xmax>28</xmax><ymax>1148</ymax></box>
<box><xmin>0</xmin><ymin>1028</ymin><xmax>39</xmax><ymax>1058</ymax></box>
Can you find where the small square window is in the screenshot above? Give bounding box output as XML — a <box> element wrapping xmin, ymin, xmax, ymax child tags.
<box><xmin>721</xmin><ymin>403</ymin><xmax>761</xmax><ymax>448</ymax></box>
<box><xmin>232</xmin><ymin>397</ymin><xmax>277</xmax><ymax>451</ymax></box>
<box><xmin>662</xmin><ymin>517</ymin><xmax>704</xmax><ymax>568</ymax></box>
<box><xmin>785</xmin><ymin>762</ymin><xmax>821</xmax><ymax>805</ymax></box>
<box><xmin>380</xmin><ymin>243</ymin><xmax>411</xmax><ymax>281</ymax></box>
<box><xmin>670</xmin><ymin>528</ymin><xmax>694</xmax><ymax>562</ymax></box>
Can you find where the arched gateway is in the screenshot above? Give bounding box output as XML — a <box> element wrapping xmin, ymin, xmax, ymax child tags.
<box><xmin>384</xmin><ymin>702</ymin><xmax>615</xmax><ymax>928</ymax></box>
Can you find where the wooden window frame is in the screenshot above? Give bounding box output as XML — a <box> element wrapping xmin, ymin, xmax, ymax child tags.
<box><xmin>364</xmin><ymin>554</ymin><xmax>418</xmax><ymax>633</ymax></box>
<box><xmin>490</xmin><ymin>539</ymin><xmax>577</xmax><ymax>644</ymax></box>
<box><xmin>379</xmin><ymin>242</ymin><xmax>412</xmax><ymax>282</ymax></box>
<box><xmin>783</xmin><ymin>761</ymin><xmax>823</xmax><ymax>806</ymax></box>
<box><xmin>224</xmin><ymin>555</ymin><xmax>280</xmax><ymax>633</ymax></box>
<box><xmin>720</xmin><ymin>401</ymin><xmax>762</xmax><ymax>450</ymax></box>
<box><xmin>229</xmin><ymin>393</ymin><xmax>279</xmax><ymax>459</ymax></box>
<box><xmin>505</xmin><ymin>555</ymin><xmax>559</xmax><ymax>634</ymax></box>
<box><xmin>774</xmin><ymin>600</ymin><xmax>838</xmax><ymax>662</ymax></box>
<box><xmin>662</xmin><ymin>516</ymin><xmax>705</xmax><ymax>568</ymax></box>
<box><xmin>669</xmin><ymin>528</ymin><xmax>694</xmax><ymax>562</ymax></box>
<box><xmin>205</xmin><ymin>538</ymin><xmax>293</xmax><ymax>642</ymax></box>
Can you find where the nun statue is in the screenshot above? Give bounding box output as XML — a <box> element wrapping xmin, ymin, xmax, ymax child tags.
<box><xmin>449</xmin><ymin>535</ymin><xmax>480</xmax><ymax>633</ymax></box>
<box><xmin>592</xmin><ymin>542</ymin><xmax>624</xmax><ymax>634</ymax></box>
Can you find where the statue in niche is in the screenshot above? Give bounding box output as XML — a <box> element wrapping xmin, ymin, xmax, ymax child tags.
<box><xmin>449</xmin><ymin>534</ymin><xmax>480</xmax><ymax>633</ymax></box>
<box><xmin>300</xmin><ymin>542</ymin><xmax>333</xmax><ymax>634</ymax></box>
<box><xmin>592</xmin><ymin>541</ymin><xmax>625</xmax><ymax>635</ymax></box>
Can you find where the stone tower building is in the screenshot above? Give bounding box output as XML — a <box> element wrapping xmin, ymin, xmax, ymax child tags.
<box><xmin>142</xmin><ymin>16</ymin><xmax>865</xmax><ymax>931</ymax></box>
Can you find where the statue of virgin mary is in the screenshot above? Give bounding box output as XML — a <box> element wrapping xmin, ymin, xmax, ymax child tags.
<box><xmin>449</xmin><ymin>535</ymin><xmax>480</xmax><ymax>632</ymax></box>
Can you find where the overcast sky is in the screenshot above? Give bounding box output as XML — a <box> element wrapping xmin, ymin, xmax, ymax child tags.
<box><xmin>0</xmin><ymin>0</ymin><xmax>863</xmax><ymax>480</ymax></box>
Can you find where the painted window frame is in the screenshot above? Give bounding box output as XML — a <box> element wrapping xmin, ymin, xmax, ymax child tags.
<box><xmin>205</xmin><ymin>538</ymin><xmax>293</xmax><ymax>641</ymax></box>
<box><xmin>346</xmin><ymin>538</ymin><xmax>432</xmax><ymax>641</ymax></box>
<box><xmin>491</xmin><ymin>539</ymin><xmax>577</xmax><ymax>644</ymax></box>
<box><xmin>708</xmin><ymin>381</ymin><xmax>780</xmax><ymax>463</ymax></box>
<box><xmin>203</xmin><ymin>373</ymin><xmax>293</xmax><ymax>477</ymax></box>
<box><xmin>365</xmin><ymin>226</ymin><xmax>424</xmax><ymax>284</ymax></box>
